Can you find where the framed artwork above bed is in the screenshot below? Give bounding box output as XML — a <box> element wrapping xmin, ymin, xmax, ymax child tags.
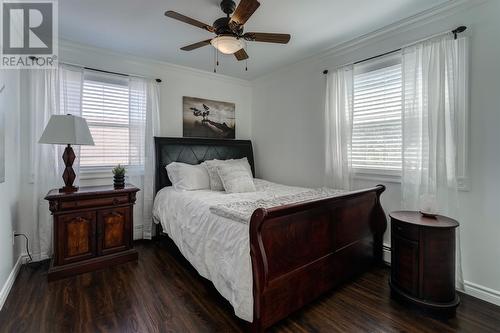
<box><xmin>182</xmin><ymin>96</ymin><xmax>235</xmax><ymax>139</ymax></box>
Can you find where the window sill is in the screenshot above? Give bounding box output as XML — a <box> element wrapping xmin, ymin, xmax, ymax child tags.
<box><xmin>353</xmin><ymin>169</ymin><xmax>469</xmax><ymax>192</ymax></box>
<box><xmin>79</xmin><ymin>166</ymin><xmax>145</xmax><ymax>180</ymax></box>
<box><xmin>79</xmin><ymin>169</ymin><xmax>113</xmax><ymax>180</ymax></box>
<box><xmin>353</xmin><ymin>169</ymin><xmax>401</xmax><ymax>184</ymax></box>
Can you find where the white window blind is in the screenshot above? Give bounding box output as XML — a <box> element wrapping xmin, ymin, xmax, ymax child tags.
<box><xmin>351</xmin><ymin>55</ymin><xmax>402</xmax><ymax>172</ymax></box>
<box><xmin>80</xmin><ymin>72</ymin><xmax>131</xmax><ymax>168</ymax></box>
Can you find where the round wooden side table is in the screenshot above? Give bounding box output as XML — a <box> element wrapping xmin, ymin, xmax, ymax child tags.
<box><xmin>389</xmin><ymin>211</ymin><xmax>460</xmax><ymax>317</ymax></box>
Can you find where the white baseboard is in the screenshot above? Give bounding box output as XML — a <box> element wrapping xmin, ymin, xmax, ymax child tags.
<box><xmin>0</xmin><ymin>253</ymin><xmax>49</xmax><ymax>311</ymax></box>
<box><xmin>24</xmin><ymin>252</ymin><xmax>50</xmax><ymax>262</ymax></box>
<box><xmin>0</xmin><ymin>255</ymin><xmax>25</xmax><ymax>311</ymax></box>
<box><xmin>383</xmin><ymin>243</ymin><xmax>391</xmax><ymax>264</ymax></box>
<box><xmin>464</xmin><ymin>281</ymin><xmax>500</xmax><ymax>307</ymax></box>
<box><xmin>382</xmin><ymin>244</ymin><xmax>500</xmax><ymax>307</ymax></box>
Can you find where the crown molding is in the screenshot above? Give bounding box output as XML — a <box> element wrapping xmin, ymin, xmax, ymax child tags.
<box><xmin>59</xmin><ymin>39</ymin><xmax>252</xmax><ymax>87</ymax></box>
<box><xmin>315</xmin><ymin>0</ymin><xmax>484</xmax><ymax>62</ymax></box>
<box><xmin>252</xmin><ymin>0</ymin><xmax>490</xmax><ymax>82</ymax></box>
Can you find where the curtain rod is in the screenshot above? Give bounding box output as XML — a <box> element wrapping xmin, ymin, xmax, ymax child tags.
<box><xmin>75</xmin><ymin>63</ymin><xmax>162</xmax><ymax>83</ymax></box>
<box><xmin>322</xmin><ymin>26</ymin><xmax>466</xmax><ymax>75</ymax></box>
<box><xmin>83</xmin><ymin>66</ymin><xmax>161</xmax><ymax>83</ymax></box>
<box><xmin>29</xmin><ymin>57</ymin><xmax>162</xmax><ymax>83</ymax></box>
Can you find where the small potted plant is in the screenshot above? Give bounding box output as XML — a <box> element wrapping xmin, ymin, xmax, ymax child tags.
<box><xmin>112</xmin><ymin>164</ymin><xmax>126</xmax><ymax>189</ymax></box>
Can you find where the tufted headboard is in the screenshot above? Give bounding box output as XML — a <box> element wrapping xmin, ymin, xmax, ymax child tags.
<box><xmin>155</xmin><ymin>137</ymin><xmax>255</xmax><ymax>193</ymax></box>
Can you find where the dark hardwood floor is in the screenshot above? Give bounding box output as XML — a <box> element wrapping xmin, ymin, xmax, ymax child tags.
<box><xmin>1</xmin><ymin>239</ymin><xmax>499</xmax><ymax>333</ymax></box>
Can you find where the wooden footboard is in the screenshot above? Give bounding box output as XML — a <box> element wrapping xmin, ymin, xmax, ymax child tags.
<box><xmin>249</xmin><ymin>185</ymin><xmax>386</xmax><ymax>332</ymax></box>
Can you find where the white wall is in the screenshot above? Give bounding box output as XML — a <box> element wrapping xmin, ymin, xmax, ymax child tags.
<box><xmin>252</xmin><ymin>0</ymin><xmax>500</xmax><ymax>302</ymax></box>
<box><xmin>0</xmin><ymin>70</ymin><xmax>21</xmax><ymax>292</ymax></box>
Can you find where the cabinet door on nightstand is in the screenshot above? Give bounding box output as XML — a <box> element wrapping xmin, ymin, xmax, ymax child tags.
<box><xmin>391</xmin><ymin>233</ymin><xmax>420</xmax><ymax>296</ymax></box>
<box><xmin>97</xmin><ymin>207</ymin><xmax>131</xmax><ymax>255</ymax></box>
<box><xmin>57</xmin><ymin>211</ymin><xmax>97</xmax><ymax>265</ymax></box>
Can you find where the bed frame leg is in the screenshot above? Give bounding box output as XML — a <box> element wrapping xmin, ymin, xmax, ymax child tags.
<box><xmin>154</xmin><ymin>223</ymin><xmax>163</xmax><ymax>240</ymax></box>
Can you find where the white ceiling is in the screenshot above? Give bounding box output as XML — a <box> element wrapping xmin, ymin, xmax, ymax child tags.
<box><xmin>60</xmin><ymin>0</ymin><xmax>449</xmax><ymax>80</ymax></box>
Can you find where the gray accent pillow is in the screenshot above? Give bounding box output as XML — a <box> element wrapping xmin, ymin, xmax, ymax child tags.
<box><xmin>202</xmin><ymin>159</ymin><xmax>225</xmax><ymax>191</ymax></box>
<box><xmin>203</xmin><ymin>158</ymin><xmax>252</xmax><ymax>191</ymax></box>
<box><xmin>217</xmin><ymin>163</ymin><xmax>256</xmax><ymax>193</ymax></box>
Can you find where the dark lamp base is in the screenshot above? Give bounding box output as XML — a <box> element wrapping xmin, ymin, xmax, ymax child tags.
<box><xmin>59</xmin><ymin>186</ymin><xmax>78</xmax><ymax>193</ymax></box>
<box><xmin>60</xmin><ymin>144</ymin><xmax>78</xmax><ymax>194</ymax></box>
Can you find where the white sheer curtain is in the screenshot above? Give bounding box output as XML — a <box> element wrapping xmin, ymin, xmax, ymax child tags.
<box><xmin>59</xmin><ymin>65</ymin><xmax>84</xmax><ymax>182</ymax></box>
<box><xmin>24</xmin><ymin>64</ymin><xmax>84</xmax><ymax>259</ymax></box>
<box><xmin>324</xmin><ymin>65</ymin><xmax>354</xmax><ymax>190</ymax></box>
<box><xmin>128</xmin><ymin>78</ymin><xmax>160</xmax><ymax>239</ymax></box>
<box><xmin>402</xmin><ymin>35</ymin><xmax>468</xmax><ymax>289</ymax></box>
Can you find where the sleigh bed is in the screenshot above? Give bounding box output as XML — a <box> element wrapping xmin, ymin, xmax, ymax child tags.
<box><xmin>153</xmin><ymin>137</ymin><xmax>387</xmax><ymax>332</ymax></box>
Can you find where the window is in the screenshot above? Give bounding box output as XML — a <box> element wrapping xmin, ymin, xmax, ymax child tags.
<box><xmin>351</xmin><ymin>54</ymin><xmax>402</xmax><ymax>174</ymax></box>
<box><xmin>80</xmin><ymin>72</ymin><xmax>132</xmax><ymax>169</ymax></box>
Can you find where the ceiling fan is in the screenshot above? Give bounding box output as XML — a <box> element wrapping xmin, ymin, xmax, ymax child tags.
<box><xmin>165</xmin><ymin>0</ymin><xmax>291</xmax><ymax>62</ymax></box>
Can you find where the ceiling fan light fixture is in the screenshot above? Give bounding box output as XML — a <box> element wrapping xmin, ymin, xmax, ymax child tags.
<box><xmin>211</xmin><ymin>35</ymin><xmax>245</xmax><ymax>54</ymax></box>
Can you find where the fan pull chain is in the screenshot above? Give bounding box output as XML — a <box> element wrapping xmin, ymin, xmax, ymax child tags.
<box><xmin>216</xmin><ymin>39</ymin><xmax>220</xmax><ymax>67</ymax></box>
<box><xmin>213</xmin><ymin>47</ymin><xmax>217</xmax><ymax>73</ymax></box>
<box><xmin>245</xmin><ymin>44</ymin><xmax>248</xmax><ymax>71</ymax></box>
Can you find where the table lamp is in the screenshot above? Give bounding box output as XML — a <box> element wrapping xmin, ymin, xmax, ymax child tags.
<box><xmin>39</xmin><ymin>114</ymin><xmax>95</xmax><ymax>193</ymax></box>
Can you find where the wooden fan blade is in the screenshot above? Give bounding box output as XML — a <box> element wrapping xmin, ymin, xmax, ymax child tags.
<box><xmin>229</xmin><ymin>0</ymin><xmax>260</xmax><ymax>28</ymax></box>
<box><xmin>165</xmin><ymin>11</ymin><xmax>214</xmax><ymax>32</ymax></box>
<box><xmin>244</xmin><ymin>32</ymin><xmax>291</xmax><ymax>44</ymax></box>
<box><xmin>180</xmin><ymin>39</ymin><xmax>212</xmax><ymax>51</ymax></box>
<box><xmin>234</xmin><ymin>48</ymin><xmax>249</xmax><ymax>61</ymax></box>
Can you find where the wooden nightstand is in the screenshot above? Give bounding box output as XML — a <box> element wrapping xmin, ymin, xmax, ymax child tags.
<box><xmin>45</xmin><ymin>184</ymin><xmax>139</xmax><ymax>281</ymax></box>
<box><xmin>389</xmin><ymin>211</ymin><xmax>460</xmax><ymax>317</ymax></box>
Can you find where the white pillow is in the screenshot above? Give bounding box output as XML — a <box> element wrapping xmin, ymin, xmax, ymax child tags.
<box><xmin>203</xmin><ymin>157</ymin><xmax>253</xmax><ymax>191</ymax></box>
<box><xmin>217</xmin><ymin>163</ymin><xmax>256</xmax><ymax>193</ymax></box>
<box><xmin>234</xmin><ymin>157</ymin><xmax>253</xmax><ymax>176</ymax></box>
<box><xmin>166</xmin><ymin>162</ymin><xmax>210</xmax><ymax>191</ymax></box>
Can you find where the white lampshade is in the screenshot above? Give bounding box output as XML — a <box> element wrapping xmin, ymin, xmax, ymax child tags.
<box><xmin>211</xmin><ymin>36</ymin><xmax>246</xmax><ymax>55</ymax></box>
<box><xmin>39</xmin><ymin>114</ymin><xmax>95</xmax><ymax>145</ymax></box>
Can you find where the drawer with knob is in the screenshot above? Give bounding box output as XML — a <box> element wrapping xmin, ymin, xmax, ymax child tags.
<box><xmin>58</xmin><ymin>195</ymin><xmax>130</xmax><ymax>211</ymax></box>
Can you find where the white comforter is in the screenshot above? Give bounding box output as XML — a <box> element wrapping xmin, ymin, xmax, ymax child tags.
<box><xmin>152</xmin><ymin>179</ymin><xmax>320</xmax><ymax>322</ymax></box>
